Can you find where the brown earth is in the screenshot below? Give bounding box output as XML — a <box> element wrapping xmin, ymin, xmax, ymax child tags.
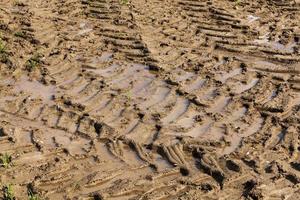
<box><xmin>0</xmin><ymin>0</ymin><xmax>300</xmax><ymax>199</ymax></box>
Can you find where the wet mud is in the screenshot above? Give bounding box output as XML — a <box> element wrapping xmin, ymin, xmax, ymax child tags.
<box><xmin>1</xmin><ymin>0</ymin><xmax>300</xmax><ymax>199</ymax></box>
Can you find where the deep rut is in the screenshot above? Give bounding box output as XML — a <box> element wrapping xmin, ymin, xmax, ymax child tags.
<box><xmin>1</xmin><ymin>0</ymin><xmax>300</xmax><ymax>199</ymax></box>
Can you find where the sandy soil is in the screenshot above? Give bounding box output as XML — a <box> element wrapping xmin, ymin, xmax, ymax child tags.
<box><xmin>0</xmin><ymin>0</ymin><xmax>300</xmax><ymax>199</ymax></box>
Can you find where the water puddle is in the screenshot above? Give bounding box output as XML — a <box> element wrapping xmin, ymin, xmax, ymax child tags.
<box><xmin>216</xmin><ymin>68</ymin><xmax>242</xmax><ymax>83</ymax></box>
<box><xmin>247</xmin><ymin>15</ymin><xmax>260</xmax><ymax>23</ymax></box>
<box><xmin>161</xmin><ymin>98</ymin><xmax>190</xmax><ymax>124</ymax></box>
<box><xmin>86</xmin><ymin>64</ymin><xmax>120</xmax><ymax>77</ymax></box>
<box><xmin>222</xmin><ymin>135</ymin><xmax>241</xmax><ymax>155</ymax></box>
<box><xmin>14</xmin><ymin>76</ymin><xmax>56</xmax><ymax>103</ymax></box>
<box><xmin>0</xmin><ymin>96</ymin><xmax>18</xmax><ymax>104</ymax></box>
<box><xmin>201</xmin><ymin>88</ymin><xmax>218</xmax><ymax>100</ymax></box>
<box><xmin>16</xmin><ymin>152</ymin><xmax>44</xmax><ymax>164</ymax></box>
<box><xmin>54</xmin><ymin>135</ymin><xmax>71</xmax><ymax>146</ymax></box>
<box><xmin>131</xmin><ymin>77</ymin><xmax>154</xmax><ymax>95</ymax></box>
<box><xmin>126</xmin><ymin>124</ymin><xmax>155</xmax><ymax>144</ymax></box>
<box><xmin>78</xmin><ymin>22</ymin><xmax>93</xmax><ymax>36</ymax></box>
<box><xmin>93</xmin><ymin>96</ymin><xmax>113</xmax><ymax>113</ymax></box>
<box><xmin>235</xmin><ymin>78</ymin><xmax>259</xmax><ymax>94</ymax></box>
<box><xmin>115</xmin><ymin>67</ymin><xmax>155</xmax><ymax>91</ymax></box>
<box><xmin>186</xmin><ymin>121</ymin><xmax>213</xmax><ymax>138</ymax></box>
<box><xmin>242</xmin><ymin>117</ymin><xmax>264</xmax><ymax>137</ymax></box>
<box><xmin>58</xmin><ymin>76</ymin><xmax>80</xmax><ymax>87</ymax></box>
<box><xmin>207</xmin><ymin>96</ymin><xmax>231</xmax><ymax>113</ymax></box>
<box><xmin>174</xmin><ymin>111</ymin><xmax>200</xmax><ymax>129</ymax></box>
<box><xmin>229</xmin><ymin>107</ymin><xmax>247</xmax><ymax>121</ymax></box>
<box><xmin>186</xmin><ymin>78</ymin><xmax>206</xmax><ymax>92</ymax></box>
<box><xmin>14</xmin><ymin>129</ymin><xmax>32</xmax><ymax>145</ymax></box>
<box><xmin>254</xmin><ymin>37</ymin><xmax>297</xmax><ymax>52</ymax></box>
<box><xmin>214</xmin><ymin>59</ymin><xmax>226</xmax><ymax>68</ymax></box>
<box><xmin>124</xmin><ymin>119</ymin><xmax>140</xmax><ymax>135</ymax></box>
<box><xmin>222</xmin><ymin>116</ymin><xmax>263</xmax><ymax>155</ymax></box>
<box><xmin>111</xmin><ymin>64</ymin><xmax>148</xmax><ymax>85</ymax></box>
<box><xmin>0</xmin><ymin>78</ymin><xmax>14</xmax><ymax>85</ymax></box>
<box><xmin>67</xmin><ymin>139</ymin><xmax>91</xmax><ymax>156</ymax></box>
<box><xmin>68</xmin><ymin>80</ymin><xmax>89</xmax><ymax>95</ymax></box>
<box><xmin>90</xmin><ymin>52</ymin><xmax>113</xmax><ymax>63</ymax></box>
<box><xmin>140</xmin><ymin>86</ymin><xmax>171</xmax><ymax>109</ymax></box>
<box><xmin>106</xmin><ymin>108</ymin><xmax>125</xmax><ymax>123</ymax></box>
<box><xmin>202</xmin><ymin>126</ymin><xmax>224</xmax><ymax>140</ymax></box>
<box><xmin>99</xmin><ymin>52</ymin><xmax>113</xmax><ymax>62</ymax></box>
<box><xmin>267</xmin><ymin>89</ymin><xmax>278</xmax><ymax>102</ymax></box>
<box><xmin>175</xmin><ymin>117</ymin><xmax>196</xmax><ymax>129</ymax></box>
<box><xmin>172</xmin><ymin>69</ymin><xmax>195</xmax><ymax>82</ymax></box>
<box><xmin>113</xmin><ymin>65</ymin><xmax>156</xmax><ymax>97</ymax></box>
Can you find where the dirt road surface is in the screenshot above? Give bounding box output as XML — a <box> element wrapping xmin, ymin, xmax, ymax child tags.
<box><xmin>1</xmin><ymin>0</ymin><xmax>300</xmax><ymax>199</ymax></box>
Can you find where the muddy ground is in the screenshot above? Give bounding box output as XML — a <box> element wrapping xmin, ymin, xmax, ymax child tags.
<box><xmin>0</xmin><ymin>0</ymin><xmax>300</xmax><ymax>199</ymax></box>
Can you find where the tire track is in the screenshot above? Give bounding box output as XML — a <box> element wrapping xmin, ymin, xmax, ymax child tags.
<box><xmin>1</xmin><ymin>0</ymin><xmax>300</xmax><ymax>199</ymax></box>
